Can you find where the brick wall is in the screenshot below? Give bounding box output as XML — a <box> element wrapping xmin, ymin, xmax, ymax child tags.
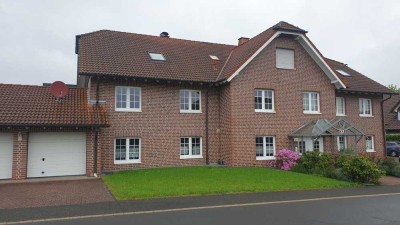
<box><xmin>92</xmin><ymin>79</ymin><xmax>221</xmax><ymax>172</ymax></box>
<box><xmin>12</xmin><ymin>129</ymin><xmax>28</xmax><ymax>180</ymax></box>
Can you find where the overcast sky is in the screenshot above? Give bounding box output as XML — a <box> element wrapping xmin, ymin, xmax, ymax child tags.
<box><xmin>0</xmin><ymin>0</ymin><xmax>399</xmax><ymax>87</ymax></box>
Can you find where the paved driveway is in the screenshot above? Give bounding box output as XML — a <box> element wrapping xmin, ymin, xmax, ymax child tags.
<box><xmin>0</xmin><ymin>178</ymin><xmax>115</xmax><ymax>209</ymax></box>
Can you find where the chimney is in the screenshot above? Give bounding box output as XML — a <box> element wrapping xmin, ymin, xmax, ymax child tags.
<box><xmin>238</xmin><ymin>37</ymin><xmax>249</xmax><ymax>45</ymax></box>
<box><xmin>160</xmin><ymin>32</ymin><xmax>169</xmax><ymax>38</ymax></box>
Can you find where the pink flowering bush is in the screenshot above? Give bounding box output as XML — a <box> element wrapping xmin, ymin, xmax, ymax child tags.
<box><xmin>274</xmin><ymin>149</ymin><xmax>300</xmax><ymax>170</ymax></box>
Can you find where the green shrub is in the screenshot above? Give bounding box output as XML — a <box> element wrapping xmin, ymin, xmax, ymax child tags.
<box><xmin>315</xmin><ymin>153</ymin><xmax>336</xmax><ymax>178</ymax></box>
<box><xmin>341</xmin><ymin>156</ymin><xmax>385</xmax><ymax>184</ymax></box>
<box><xmin>386</xmin><ymin>134</ymin><xmax>400</xmax><ymax>142</ymax></box>
<box><xmin>298</xmin><ymin>151</ymin><xmax>321</xmax><ymax>173</ymax></box>
<box><xmin>377</xmin><ymin>157</ymin><xmax>398</xmax><ymax>176</ymax></box>
<box><xmin>335</xmin><ymin>155</ymin><xmax>350</xmax><ymax>168</ymax></box>
<box><xmin>338</xmin><ymin>149</ymin><xmax>355</xmax><ymax>155</ymax></box>
<box><xmin>392</xmin><ymin>166</ymin><xmax>400</xmax><ymax>177</ymax></box>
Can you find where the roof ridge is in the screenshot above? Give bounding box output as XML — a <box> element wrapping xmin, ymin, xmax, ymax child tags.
<box><xmin>79</xmin><ymin>29</ymin><xmax>236</xmax><ymax>47</ymax></box>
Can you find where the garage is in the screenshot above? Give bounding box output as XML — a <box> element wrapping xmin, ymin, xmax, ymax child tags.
<box><xmin>0</xmin><ymin>133</ymin><xmax>13</xmax><ymax>179</ymax></box>
<box><xmin>27</xmin><ymin>132</ymin><xmax>87</xmax><ymax>178</ymax></box>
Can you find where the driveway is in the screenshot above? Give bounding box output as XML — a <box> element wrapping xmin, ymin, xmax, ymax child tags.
<box><xmin>0</xmin><ymin>178</ymin><xmax>114</xmax><ymax>209</ymax></box>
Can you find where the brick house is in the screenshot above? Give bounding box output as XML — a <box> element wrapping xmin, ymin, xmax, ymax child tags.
<box><xmin>384</xmin><ymin>95</ymin><xmax>400</xmax><ymax>134</ymax></box>
<box><xmin>75</xmin><ymin>21</ymin><xmax>393</xmax><ymax>174</ymax></box>
<box><xmin>0</xmin><ymin>21</ymin><xmax>394</xmax><ymax>180</ymax></box>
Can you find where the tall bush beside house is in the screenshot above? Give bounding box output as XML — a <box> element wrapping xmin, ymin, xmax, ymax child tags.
<box><xmin>274</xmin><ymin>149</ymin><xmax>300</xmax><ymax>170</ymax></box>
<box><xmin>341</xmin><ymin>156</ymin><xmax>385</xmax><ymax>184</ymax></box>
<box><xmin>386</xmin><ymin>134</ymin><xmax>400</xmax><ymax>142</ymax></box>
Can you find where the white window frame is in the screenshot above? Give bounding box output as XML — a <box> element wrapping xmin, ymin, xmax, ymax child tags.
<box><xmin>254</xmin><ymin>89</ymin><xmax>275</xmax><ymax>113</ymax></box>
<box><xmin>256</xmin><ymin>136</ymin><xmax>276</xmax><ymax>160</ymax></box>
<box><xmin>337</xmin><ymin>136</ymin><xmax>347</xmax><ymax>151</ymax></box>
<box><xmin>276</xmin><ymin>48</ymin><xmax>295</xmax><ymax>70</ymax></box>
<box><xmin>397</xmin><ymin>111</ymin><xmax>400</xmax><ymax>121</ymax></box>
<box><xmin>303</xmin><ymin>92</ymin><xmax>320</xmax><ymax>114</ymax></box>
<box><xmin>180</xmin><ymin>90</ymin><xmax>202</xmax><ymax>113</ymax></box>
<box><xmin>148</xmin><ymin>52</ymin><xmax>166</xmax><ymax>61</ymax></box>
<box><xmin>366</xmin><ymin>135</ymin><xmax>375</xmax><ymax>152</ymax></box>
<box><xmin>115</xmin><ymin>86</ymin><xmax>141</xmax><ymax>112</ymax></box>
<box><xmin>336</xmin><ymin>97</ymin><xmax>346</xmax><ymax>116</ymax></box>
<box><xmin>114</xmin><ymin>138</ymin><xmax>141</xmax><ymax>164</ymax></box>
<box><xmin>180</xmin><ymin>137</ymin><xmax>203</xmax><ymax>159</ymax></box>
<box><xmin>359</xmin><ymin>98</ymin><xmax>372</xmax><ymax>117</ymax></box>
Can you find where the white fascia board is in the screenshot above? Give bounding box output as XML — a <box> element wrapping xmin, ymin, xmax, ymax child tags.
<box><xmin>227</xmin><ymin>32</ymin><xmax>281</xmax><ymax>82</ymax></box>
<box><xmin>394</xmin><ymin>103</ymin><xmax>400</xmax><ymax>112</ymax></box>
<box><xmin>226</xmin><ymin>31</ymin><xmax>347</xmax><ymax>90</ymax></box>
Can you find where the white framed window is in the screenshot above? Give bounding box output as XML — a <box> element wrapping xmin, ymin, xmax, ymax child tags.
<box><xmin>359</xmin><ymin>98</ymin><xmax>372</xmax><ymax>116</ymax></box>
<box><xmin>180</xmin><ymin>90</ymin><xmax>201</xmax><ymax>113</ymax></box>
<box><xmin>336</xmin><ymin>97</ymin><xmax>346</xmax><ymax>116</ymax></box>
<box><xmin>313</xmin><ymin>140</ymin><xmax>320</xmax><ymax>151</ymax></box>
<box><xmin>115</xmin><ymin>86</ymin><xmax>141</xmax><ymax>112</ymax></box>
<box><xmin>148</xmin><ymin>52</ymin><xmax>166</xmax><ymax>61</ymax></box>
<box><xmin>255</xmin><ymin>89</ymin><xmax>275</xmax><ymax>112</ymax></box>
<box><xmin>337</xmin><ymin>136</ymin><xmax>347</xmax><ymax>151</ymax></box>
<box><xmin>114</xmin><ymin>138</ymin><xmax>141</xmax><ymax>164</ymax></box>
<box><xmin>180</xmin><ymin>137</ymin><xmax>202</xmax><ymax>159</ymax></box>
<box><xmin>256</xmin><ymin>136</ymin><xmax>276</xmax><ymax>160</ymax></box>
<box><xmin>397</xmin><ymin>111</ymin><xmax>400</xmax><ymax>120</ymax></box>
<box><xmin>303</xmin><ymin>92</ymin><xmax>320</xmax><ymax>114</ymax></box>
<box><xmin>276</xmin><ymin>48</ymin><xmax>294</xmax><ymax>69</ymax></box>
<box><xmin>366</xmin><ymin>136</ymin><xmax>375</xmax><ymax>152</ymax></box>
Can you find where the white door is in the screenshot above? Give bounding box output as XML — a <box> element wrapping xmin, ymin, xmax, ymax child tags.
<box><xmin>296</xmin><ymin>137</ymin><xmax>324</xmax><ymax>154</ymax></box>
<box><xmin>28</xmin><ymin>132</ymin><xmax>86</xmax><ymax>178</ymax></box>
<box><xmin>0</xmin><ymin>133</ymin><xmax>13</xmax><ymax>179</ymax></box>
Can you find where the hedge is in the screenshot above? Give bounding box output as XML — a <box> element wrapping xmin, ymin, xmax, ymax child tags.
<box><xmin>386</xmin><ymin>134</ymin><xmax>400</xmax><ymax>142</ymax></box>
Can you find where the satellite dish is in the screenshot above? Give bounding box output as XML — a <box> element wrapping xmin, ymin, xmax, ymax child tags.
<box><xmin>50</xmin><ymin>81</ymin><xmax>69</xmax><ymax>98</ymax></box>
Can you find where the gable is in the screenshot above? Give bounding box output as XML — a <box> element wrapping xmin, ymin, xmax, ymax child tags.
<box><xmin>225</xmin><ymin>30</ymin><xmax>346</xmax><ymax>89</ymax></box>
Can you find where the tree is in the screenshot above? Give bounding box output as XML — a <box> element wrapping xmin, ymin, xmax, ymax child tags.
<box><xmin>388</xmin><ymin>84</ymin><xmax>400</xmax><ymax>93</ymax></box>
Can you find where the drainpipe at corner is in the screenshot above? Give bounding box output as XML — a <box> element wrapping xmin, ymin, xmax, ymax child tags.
<box><xmin>381</xmin><ymin>94</ymin><xmax>393</xmax><ymax>158</ymax></box>
<box><xmin>205</xmin><ymin>85</ymin><xmax>211</xmax><ymax>165</ymax></box>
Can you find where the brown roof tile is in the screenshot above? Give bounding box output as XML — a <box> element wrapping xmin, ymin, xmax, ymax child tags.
<box><xmin>326</xmin><ymin>59</ymin><xmax>393</xmax><ymax>94</ymax></box>
<box><xmin>0</xmin><ymin>84</ymin><xmax>108</xmax><ymax>127</ymax></box>
<box><xmin>384</xmin><ymin>94</ymin><xmax>400</xmax><ymax>131</ymax></box>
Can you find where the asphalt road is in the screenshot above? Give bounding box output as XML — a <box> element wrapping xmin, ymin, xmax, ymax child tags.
<box><xmin>10</xmin><ymin>193</ymin><xmax>400</xmax><ymax>225</ymax></box>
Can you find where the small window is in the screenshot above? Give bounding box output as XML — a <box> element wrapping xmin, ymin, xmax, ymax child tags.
<box><xmin>276</xmin><ymin>48</ymin><xmax>294</xmax><ymax>69</ymax></box>
<box><xmin>303</xmin><ymin>92</ymin><xmax>320</xmax><ymax>114</ymax></box>
<box><xmin>180</xmin><ymin>90</ymin><xmax>201</xmax><ymax>113</ymax></box>
<box><xmin>337</xmin><ymin>136</ymin><xmax>347</xmax><ymax>151</ymax></box>
<box><xmin>256</xmin><ymin>136</ymin><xmax>276</xmax><ymax>160</ymax></box>
<box><xmin>366</xmin><ymin>136</ymin><xmax>374</xmax><ymax>152</ymax></box>
<box><xmin>397</xmin><ymin>111</ymin><xmax>400</xmax><ymax>121</ymax></box>
<box><xmin>114</xmin><ymin>138</ymin><xmax>141</xmax><ymax>164</ymax></box>
<box><xmin>255</xmin><ymin>89</ymin><xmax>275</xmax><ymax>112</ymax></box>
<box><xmin>336</xmin><ymin>70</ymin><xmax>351</xmax><ymax>77</ymax></box>
<box><xmin>148</xmin><ymin>52</ymin><xmax>166</xmax><ymax>61</ymax></box>
<box><xmin>180</xmin><ymin>137</ymin><xmax>202</xmax><ymax>159</ymax></box>
<box><xmin>359</xmin><ymin>98</ymin><xmax>372</xmax><ymax>116</ymax></box>
<box><xmin>336</xmin><ymin>97</ymin><xmax>346</xmax><ymax>116</ymax></box>
<box><xmin>209</xmin><ymin>55</ymin><xmax>219</xmax><ymax>60</ymax></box>
<box><xmin>298</xmin><ymin>141</ymin><xmax>306</xmax><ymax>154</ymax></box>
<box><xmin>115</xmin><ymin>86</ymin><xmax>141</xmax><ymax>112</ymax></box>
<box><xmin>313</xmin><ymin>140</ymin><xmax>320</xmax><ymax>152</ymax></box>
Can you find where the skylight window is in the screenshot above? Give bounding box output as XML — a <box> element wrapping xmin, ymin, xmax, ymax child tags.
<box><xmin>209</xmin><ymin>55</ymin><xmax>219</xmax><ymax>60</ymax></box>
<box><xmin>148</xmin><ymin>52</ymin><xmax>166</xmax><ymax>61</ymax></box>
<box><xmin>336</xmin><ymin>69</ymin><xmax>351</xmax><ymax>77</ymax></box>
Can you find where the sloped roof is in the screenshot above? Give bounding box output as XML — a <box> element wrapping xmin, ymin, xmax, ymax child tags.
<box><xmin>384</xmin><ymin>94</ymin><xmax>400</xmax><ymax>131</ymax></box>
<box><xmin>76</xmin><ymin>21</ymin><xmax>390</xmax><ymax>94</ymax></box>
<box><xmin>327</xmin><ymin>59</ymin><xmax>392</xmax><ymax>94</ymax></box>
<box><xmin>0</xmin><ymin>84</ymin><xmax>108</xmax><ymax>127</ymax></box>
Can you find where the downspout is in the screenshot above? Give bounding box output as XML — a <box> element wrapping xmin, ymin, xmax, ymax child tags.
<box><xmin>93</xmin><ymin>76</ymin><xmax>100</xmax><ymax>176</ymax></box>
<box><xmin>381</xmin><ymin>94</ymin><xmax>393</xmax><ymax>157</ymax></box>
<box><xmin>205</xmin><ymin>85</ymin><xmax>210</xmax><ymax>165</ymax></box>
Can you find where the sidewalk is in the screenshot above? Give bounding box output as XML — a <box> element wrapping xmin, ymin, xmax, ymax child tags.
<box><xmin>1</xmin><ymin>185</ymin><xmax>400</xmax><ymax>224</ymax></box>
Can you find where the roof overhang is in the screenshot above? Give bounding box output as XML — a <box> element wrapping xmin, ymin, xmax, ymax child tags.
<box><xmin>226</xmin><ymin>31</ymin><xmax>347</xmax><ymax>89</ymax></box>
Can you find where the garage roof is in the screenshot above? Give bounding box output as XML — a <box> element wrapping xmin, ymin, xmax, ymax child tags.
<box><xmin>0</xmin><ymin>84</ymin><xmax>108</xmax><ymax>127</ymax></box>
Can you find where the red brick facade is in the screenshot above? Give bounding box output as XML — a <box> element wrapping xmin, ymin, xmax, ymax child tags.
<box><xmin>87</xmin><ymin>35</ymin><xmax>385</xmax><ymax>173</ymax></box>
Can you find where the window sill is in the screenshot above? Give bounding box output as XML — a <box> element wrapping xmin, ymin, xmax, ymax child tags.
<box><xmin>303</xmin><ymin>111</ymin><xmax>321</xmax><ymax>115</ymax></box>
<box><xmin>256</xmin><ymin>156</ymin><xmax>275</xmax><ymax>160</ymax></box>
<box><xmin>366</xmin><ymin>150</ymin><xmax>376</xmax><ymax>153</ymax></box>
<box><xmin>276</xmin><ymin>67</ymin><xmax>296</xmax><ymax>70</ymax></box>
<box><xmin>336</xmin><ymin>114</ymin><xmax>346</xmax><ymax>117</ymax></box>
<box><xmin>359</xmin><ymin>114</ymin><xmax>374</xmax><ymax>118</ymax></box>
<box><xmin>114</xmin><ymin>160</ymin><xmax>141</xmax><ymax>164</ymax></box>
<box><xmin>115</xmin><ymin>108</ymin><xmax>142</xmax><ymax>112</ymax></box>
<box><xmin>180</xmin><ymin>155</ymin><xmax>203</xmax><ymax>159</ymax></box>
<box><xmin>255</xmin><ymin>110</ymin><xmax>276</xmax><ymax>113</ymax></box>
<box><xmin>180</xmin><ymin>110</ymin><xmax>202</xmax><ymax>114</ymax></box>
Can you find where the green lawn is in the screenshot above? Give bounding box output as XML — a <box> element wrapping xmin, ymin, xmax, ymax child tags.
<box><xmin>102</xmin><ymin>167</ymin><xmax>358</xmax><ymax>200</ymax></box>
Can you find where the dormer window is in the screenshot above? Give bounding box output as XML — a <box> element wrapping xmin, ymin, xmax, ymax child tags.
<box><xmin>148</xmin><ymin>52</ymin><xmax>166</xmax><ymax>61</ymax></box>
<box><xmin>336</xmin><ymin>70</ymin><xmax>351</xmax><ymax>77</ymax></box>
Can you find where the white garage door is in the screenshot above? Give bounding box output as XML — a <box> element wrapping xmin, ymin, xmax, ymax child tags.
<box><xmin>0</xmin><ymin>133</ymin><xmax>13</xmax><ymax>179</ymax></box>
<box><xmin>28</xmin><ymin>132</ymin><xmax>86</xmax><ymax>178</ymax></box>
